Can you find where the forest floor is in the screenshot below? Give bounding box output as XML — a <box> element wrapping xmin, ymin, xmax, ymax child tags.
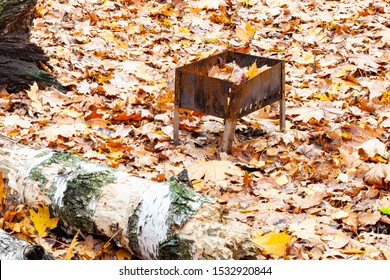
<box><xmin>1</xmin><ymin>0</ymin><xmax>390</xmax><ymax>259</ymax></box>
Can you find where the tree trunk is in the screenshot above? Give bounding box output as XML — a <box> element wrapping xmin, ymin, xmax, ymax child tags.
<box><xmin>0</xmin><ymin>135</ymin><xmax>256</xmax><ymax>260</ymax></box>
<box><xmin>0</xmin><ymin>228</ymin><xmax>54</xmax><ymax>260</ymax></box>
<box><xmin>0</xmin><ymin>0</ymin><xmax>67</xmax><ymax>92</ymax></box>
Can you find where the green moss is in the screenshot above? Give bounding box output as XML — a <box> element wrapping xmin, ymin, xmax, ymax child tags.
<box><xmin>28</xmin><ymin>151</ymin><xmax>117</xmax><ymax>234</ymax></box>
<box><xmin>45</xmin><ymin>151</ymin><xmax>80</xmax><ymax>166</ymax></box>
<box><xmin>126</xmin><ymin>176</ymin><xmax>213</xmax><ymax>259</ymax></box>
<box><xmin>126</xmin><ymin>206</ymin><xmax>142</xmax><ymax>257</ymax></box>
<box><xmin>30</xmin><ymin>166</ymin><xmax>48</xmax><ymax>187</ymax></box>
<box><xmin>168</xmin><ymin>176</ymin><xmax>213</xmax><ymax>227</ymax></box>
<box><xmin>53</xmin><ymin>170</ymin><xmax>116</xmax><ymax>233</ymax></box>
<box><xmin>28</xmin><ymin>151</ymin><xmax>53</xmax><ymax>189</ymax></box>
<box><xmin>158</xmin><ymin>236</ymin><xmax>194</xmax><ymax>260</ymax></box>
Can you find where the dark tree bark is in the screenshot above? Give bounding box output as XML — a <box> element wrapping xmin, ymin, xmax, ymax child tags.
<box><xmin>0</xmin><ymin>0</ymin><xmax>67</xmax><ymax>92</ymax></box>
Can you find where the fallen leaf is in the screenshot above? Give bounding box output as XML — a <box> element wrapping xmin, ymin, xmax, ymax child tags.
<box><xmin>379</xmin><ymin>207</ymin><xmax>390</xmax><ymax>215</ymax></box>
<box><xmin>186</xmin><ymin>160</ymin><xmax>243</xmax><ymax>183</ymax></box>
<box><xmin>323</xmin><ymin>234</ymin><xmax>350</xmax><ymax>249</ymax></box>
<box><xmin>65</xmin><ymin>230</ymin><xmax>80</xmax><ymax>260</ymax></box>
<box><xmin>236</xmin><ymin>23</ymin><xmax>256</xmax><ymax>42</ymax></box>
<box><xmin>275</xmin><ymin>174</ymin><xmax>289</xmax><ymax>186</ymax></box>
<box><xmin>292</xmin><ymin>192</ymin><xmax>325</xmax><ymax>209</ymax></box>
<box><xmin>26</xmin><ymin>82</ymin><xmax>42</xmax><ymax>111</ymax></box>
<box><xmin>364</xmin><ymin>164</ymin><xmax>390</xmax><ymax>188</ymax></box>
<box><xmin>358</xmin><ymin>211</ymin><xmax>381</xmax><ymax>227</ymax></box>
<box><xmin>358</xmin><ymin>139</ymin><xmax>389</xmax><ymax>162</ymax></box>
<box><xmin>288</xmin><ymin>217</ymin><xmax>320</xmax><ymax>241</ymax></box>
<box><xmin>252</xmin><ymin>229</ymin><xmax>292</xmax><ymax>259</ymax></box>
<box><xmin>331</xmin><ymin>210</ymin><xmax>349</xmax><ymax>220</ymax></box>
<box><xmin>26</xmin><ymin>202</ymin><xmax>59</xmax><ymax>238</ymax></box>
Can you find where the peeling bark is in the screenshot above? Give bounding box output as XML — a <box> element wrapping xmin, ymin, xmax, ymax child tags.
<box><xmin>0</xmin><ymin>135</ymin><xmax>256</xmax><ymax>260</ymax></box>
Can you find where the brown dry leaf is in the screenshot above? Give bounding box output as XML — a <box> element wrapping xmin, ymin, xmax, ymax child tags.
<box><xmin>275</xmin><ymin>174</ymin><xmax>289</xmax><ymax>186</ymax></box>
<box><xmin>288</xmin><ymin>217</ymin><xmax>320</xmax><ymax>241</ymax></box>
<box><xmin>358</xmin><ymin>211</ymin><xmax>381</xmax><ymax>227</ymax></box>
<box><xmin>364</xmin><ymin>164</ymin><xmax>390</xmax><ymax>188</ymax></box>
<box><xmin>322</xmin><ymin>233</ymin><xmax>350</xmax><ymax>249</ymax></box>
<box><xmin>358</xmin><ymin>139</ymin><xmax>389</xmax><ymax>162</ymax></box>
<box><xmin>331</xmin><ymin>209</ymin><xmax>349</xmax><ymax>220</ymax></box>
<box><xmin>186</xmin><ymin>160</ymin><xmax>243</xmax><ymax>183</ymax></box>
<box><xmin>77</xmin><ymin>235</ymin><xmax>100</xmax><ymax>259</ymax></box>
<box><xmin>292</xmin><ymin>192</ymin><xmax>325</xmax><ymax>210</ymax></box>
<box><xmin>2</xmin><ymin>0</ymin><xmax>390</xmax><ymax>261</ymax></box>
<box><xmin>115</xmin><ymin>249</ymin><xmax>132</xmax><ymax>260</ymax></box>
<box><xmin>26</xmin><ymin>82</ymin><xmax>42</xmax><ymax>111</ymax></box>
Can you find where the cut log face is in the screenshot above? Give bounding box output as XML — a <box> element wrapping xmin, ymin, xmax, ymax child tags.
<box><xmin>0</xmin><ymin>135</ymin><xmax>256</xmax><ymax>260</ymax></box>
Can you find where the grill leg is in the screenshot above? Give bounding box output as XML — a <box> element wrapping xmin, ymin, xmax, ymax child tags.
<box><xmin>174</xmin><ymin>104</ymin><xmax>180</xmax><ymax>145</ymax></box>
<box><xmin>279</xmin><ymin>95</ymin><xmax>286</xmax><ymax>132</ymax></box>
<box><xmin>221</xmin><ymin>117</ymin><xmax>237</xmax><ymax>153</ymax></box>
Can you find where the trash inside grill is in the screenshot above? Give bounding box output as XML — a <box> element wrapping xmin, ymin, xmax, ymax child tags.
<box><xmin>174</xmin><ymin>51</ymin><xmax>285</xmax><ymax>152</ymax></box>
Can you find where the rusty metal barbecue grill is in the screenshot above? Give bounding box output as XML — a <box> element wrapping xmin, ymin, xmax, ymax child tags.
<box><xmin>174</xmin><ymin>51</ymin><xmax>285</xmax><ymax>152</ymax></box>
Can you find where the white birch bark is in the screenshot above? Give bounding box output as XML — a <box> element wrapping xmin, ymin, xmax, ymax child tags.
<box><xmin>0</xmin><ymin>228</ymin><xmax>54</xmax><ymax>260</ymax></box>
<box><xmin>0</xmin><ymin>135</ymin><xmax>256</xmax><ymax>260</ymax></box>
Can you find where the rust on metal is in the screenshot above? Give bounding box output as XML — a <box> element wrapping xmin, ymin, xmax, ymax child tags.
<box><xmin>174</xmin><ymin>51</ymin><xmax>285</xmax><ymax>152</ymax></box>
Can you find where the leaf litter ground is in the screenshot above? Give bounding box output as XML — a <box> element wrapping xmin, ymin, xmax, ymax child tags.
<box><xmin>0</xmin><ymin>0</ymin><xmax>390</xmax><ymax>259</ymax></box>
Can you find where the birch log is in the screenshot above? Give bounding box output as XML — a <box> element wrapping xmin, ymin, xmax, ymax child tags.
<box><xmin>0</xmin><ymin>229</ymin><xmax>54</xmax><ymax>260</ymax></box>
<box><xmin>0</xmin><ymin>135</ymin><xmax>256</xmax><ymax>260</ymax></box>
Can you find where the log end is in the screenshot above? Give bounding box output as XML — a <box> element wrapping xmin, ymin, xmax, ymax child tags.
<box><xmin>24</xmin><ymin>245</ymin><xmax>55</xmax><ymax>260</ymax></box>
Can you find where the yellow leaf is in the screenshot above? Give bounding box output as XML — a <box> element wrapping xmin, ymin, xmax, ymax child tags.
<box><xmin>64</xmin><ymin>108</ymin><xmax>84</xmax><ymax>118</ymax></box>
<box><xmin>340</xmin><ymin>248</ymin><xmax>365</xmax><ymax>254</ymax></box>
<box><xmin>108</xmin><ymin>151</ymin><xmax>124</xmax><ymax>160</ymax></box>
<box><xmin>27</xmin><ymin>202</ymin><xmax>59</xmax><ymax>238</ymax></box>
<box><xmin>102</xmin><ymin>30</ymin><xmax>116</xmax><ymax>43</ymax></box>
<box><xmin>314</xmin><ymin>94</ymin><xmax>333</xmax><ymax>101</ymax></box>
<box><xmin>239</xmin><ymin>209</ymin><xmax>254</xmax><ymax>213</ymax></box>
<box><xmin>383</xmin><ymin>91</ymin><xmax>390</xmax><ymax>102</ymax></box>
<box><xmin>239</xmin><ymin>0</ymin><xmax>258</xmax><ymax>6</ymax></box>
<box><xmin>252</xmin><ymin>229</ymin><xmax>292</xmax><ymax>259</ymax></box>
<box><xmin>275</xmin><ymin>175</ymin><xmax>289</xmax><ymax>186</ymax></box>
<box><xmin>247</xmin><ymin>61</ymin><xmax>259</xmax><ymax>79</ymax></box>
<box><xmin>203</xmin><ymin>35</ymin><xmax>220</xmax><ymax>44</ymax></box>
<box><xmin>300</xmin><ymin>83</ymin><xmax>309</xmax><ymax>89</ymax></box>
<box><xmin>247</xmin><ymin>62</ymin><xmax>271</xmax><ymax>79</ymax></box>
<box><xmin>341</xmin><ymin>131</ymin><xmax>352</xmax><ymax>141</ymax></box>
<box><xmin>236</xmin><ymin>23</ymin><xmax>256</xmax><ymax>42</ymax></box>
<box><xmin>65</xmin><ymin>230</ymin><xmax>80</xmax><ymax>260</ymax></box>
<box><xmin>245</xmin><ymin>22</ymin><xmax>257</xmax><ymax>35</ymax></box>
<box><xmin>162</xmin><ymin>18</ymin><xmax>172</xmax><ymax>27</ymax></box>
<box><xmin>180</xmin><ymin>27</ymin><xmax>190</xmax><ymax>33</ymax></box>
<box><xmin>7</xmin><ymin>130</ymin><xmax>20</xmax><ymax>137</ymax></box>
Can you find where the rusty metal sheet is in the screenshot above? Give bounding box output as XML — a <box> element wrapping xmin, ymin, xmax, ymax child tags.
<box><xmin>175</xmin><ymin>51</ymin><xmax>284</xmax><ymax>119</ymax></box>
